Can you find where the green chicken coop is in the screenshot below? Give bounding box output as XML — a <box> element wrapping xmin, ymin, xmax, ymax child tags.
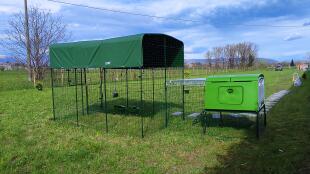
<box><xmin>49</xmin><ymin>33</ymin><xmax>184</xmax><ymax>138</ymax></box>
<box><xmin>203</xmin><ymin>74</ymin><xmax>267</xmax><ymax>138</ymax></box>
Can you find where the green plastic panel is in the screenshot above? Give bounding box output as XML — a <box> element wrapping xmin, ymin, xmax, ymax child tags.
<box><xmin>49</xmin><ymin>33</ymin><xmax>184</xmax><ymax>69</ymax></box>
<box><xmin>218</xmin><ymin>86</ymin><xmax>243</xmax><ymax>105</ymax></box>
<box><xmin>205</xmin><ymin>74</ymin><xmax>264</xmax><ymax>111</ymax></box>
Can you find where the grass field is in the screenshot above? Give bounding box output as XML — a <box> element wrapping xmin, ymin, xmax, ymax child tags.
<box><xmin>0</xmin><ymin>68</ymin><xmax>309</xmax><ymax>173</ymax></box>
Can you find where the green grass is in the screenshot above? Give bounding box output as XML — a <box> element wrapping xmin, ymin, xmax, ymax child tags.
<box><xmin>0</xmin><ymin>68</ymin><xmax>309</xmax><ymax>173</ymax></box>
<box><xmin>205</xmin><ymin>71</ymin><xmax>310</xmax><ymax>174</ymax></box>
<box><xmin>0</xmin><ymin>70</ymin><xmax>33</xmax><ymax>91</ymax></box>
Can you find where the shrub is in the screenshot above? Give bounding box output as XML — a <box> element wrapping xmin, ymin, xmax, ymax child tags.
<box><xmin>302</xmin><ymin>73</ymin><xmax>307</xmax><ymax>80</ymax></box>
<box><xmin>36</xmin><ymin>83</ymin><xmax>43</xmax><ymax>91</ymax></box>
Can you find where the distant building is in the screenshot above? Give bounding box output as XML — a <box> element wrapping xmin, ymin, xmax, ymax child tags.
<box><xmin>297</xmin><ymin>63</ymin><xmax>309</xmax><ymax>71</ymax></box>
<box><xmin>0</xmin><ymin>63</ymin><xmax>12</xmax><ymax>71</ymax></box>
<box><xmin>0</xmin><ymin>62</ymin><xmax>25</xmax><ymax>71</ymax></box>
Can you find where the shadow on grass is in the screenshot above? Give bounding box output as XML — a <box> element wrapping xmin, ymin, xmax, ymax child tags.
<box><xmin>58</xmin><ymin>97</ymin><xmax>182</xmax><ymax>119</ymax></box>
<box><xmin>205</xmin><ymin>114</ymin><xmax>256</xmax><ymax>129</ymax></box>
<box><xmin>54</xmin><ymin>98</ymin><xmax>183</xmax><ymax>137</ymax></box>
<box><xmin>203</xmin><ymin>75</ymin><xmax>310</xmax><ymax>174</ymax></box>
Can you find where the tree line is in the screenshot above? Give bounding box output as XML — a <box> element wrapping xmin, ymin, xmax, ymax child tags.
<box><xmin>205</xmin><ymin>42</ymin><xmax>258</xmax><ymax>69</ymax></box>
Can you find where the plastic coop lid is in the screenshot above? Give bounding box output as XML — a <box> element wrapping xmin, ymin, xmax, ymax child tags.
<box><xmin>207</xmin><ymin>74</ymin><xmax>264</xmax><ymax>82</ymax></box>
<box><xmin>166</xmin><ymin>78</ymin><xmax>206</xmax><ymax>86</ymax></box>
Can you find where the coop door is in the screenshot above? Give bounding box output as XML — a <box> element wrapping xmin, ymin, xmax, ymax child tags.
<box><xmin>218</xmin><ymin>86</ymin><xmax>243</xmax><ymax>105</ymax></box>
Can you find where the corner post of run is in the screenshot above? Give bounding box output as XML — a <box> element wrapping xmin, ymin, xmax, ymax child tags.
<box><xmin>103</xmin><ymin>68</ymin><xmax>108</xmax><ymax>133</ymax></box>
<box><xmin>84</xmin><ymin>68</ymin><xmax>89</xmax><ymax>114</ymax></box>
<box><xmin>164</xmin><ymin>37</ymin><xmax>168</xmax><ymax>128</ymax></box>
<box><xmin>50</xmin><ymin>68</ymin><xmax>56</xmax><ymax>120</ymax></box>
<box><xmin>80</xmin><ymin>69</ymin><xmax>84</xmax><ymax>115</ymax></box>
<box><xmin>74</xmin><ymin>68</ymin><xmax>79</xmax><ymax>126</ymax></box>
<box><xmin>152</xmin><ymin>68</ymin><xmax>155</xmax><ymax>118</ymax></box>
<box><xmin>126</xmin><ymin>68</ymin><xmax>129</xmax><ymax>109</ymax></box>
<box><xmin>99</xmin><ymin>68</ymin><xmax>103</xmax><ymax>109</ymax></box>
<box><xmin>182</xmin><ymin>66</ymin><xmax>185</xmax><ymax>120</ymax></box>
<box><xmin>140</xmin><ymin>68</ymin><xmax>144</xmax><ymax>138</ymax></box>
<box><xmin>67</xmin><ymin>69</ymin><xmax>70</xmax><ymax>85</ymax></box>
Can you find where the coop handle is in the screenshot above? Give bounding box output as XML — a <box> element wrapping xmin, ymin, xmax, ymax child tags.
<box><xmin>227</xmin><ymin>88</ymin><xmax>233</xmax><ymax>93</ymax></box>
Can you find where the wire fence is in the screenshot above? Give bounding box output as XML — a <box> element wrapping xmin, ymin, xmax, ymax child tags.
<box><xmin>51</xmin><ymin>67</ymin><xmax>185</xmax><ymax>137</ymax></box>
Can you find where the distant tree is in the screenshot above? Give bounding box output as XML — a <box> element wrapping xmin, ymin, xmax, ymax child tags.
<box><xmin>205</xmin><ymin>42</ymin><xmax>258</xmax><ymax>70</ymax></box>
<box><xmin>224</xmin><ymin>44</ymin><xmax>235</xmax><ymax>69</ymax></box>
<box><xmin>205</xmin><ymin>50</ymin><xmax>213</xmax><ymax>71</ymax></box>
<box><xmin>236</xmin><ymin>43</ymin><xmax>247</xmax><ymax>69</ymax></box>
<box><xmin>1</xmin><ymin>6</ymin><xmax>70</xmax><ymax>83</ymax></box>
<box><xmin>290</xmin><ymin>59</ymin><xmax>295</xmax><ymax>67</ymax></box>
<box><xmin>213</xmin><ymin>47</ymin><xmax>222</xmax><ymax>70</ymax></box>
<box><xmin>218</xmin><ymin>47</ymin><xmax>225</xmax><ymax>69</ymax></box>
<box><xmin>247</xmin><ymin>43</ymin><xmax>258</xmax><ymax>67</ymax></box>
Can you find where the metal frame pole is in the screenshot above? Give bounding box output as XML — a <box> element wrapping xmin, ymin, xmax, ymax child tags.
<box><xmin>67</xmin><ymin>69</ymin><xmax>70</xmax><ymax>84</ymax></box>
<box><xmin>203</xmin><ymin>110</ymin><xmax>207</xmax><ymax>134</ymax></box>
<box><xmin>103</xmin><ymin>68</ymin><xmax>108</xmax><ymax>133</ymax></box>
<box><xmin>99</xmin><ymin>68</ymin><xmax>103</xmax><ymax>108</ymax></box>
<box><xmin>182</xmin><ymin>65</ymin><xmax>185</xmax><ymax>120</ymax></box>
<box><xmin>84</xmin><ymin>68</ymin><xmax>89</xmax><ymax>114</ymax></box>
<box><xmin>126</xmin><ymin>69</ymin><xmax>129</xmax><ymax>108</ymax></box>
<box><xmin>263</xmin><ymin>104</ymin><xmax>267</xmax><ymax>127</ymax></box>
<box><xmin>203</xmin><ymin>107</ymin><xmax>263</xmax><ymax>139</ymax></box>
<box><xmin>152</xmin><ymin>68</ymin><xmax>155</xmax><ymax>118</ymax></box>
<box><xmin>220</xmin><ymin>112</ymin><xmax>223</xmax><ymax>127</ymax></box>
<box><xmin>140</xmin><ymin>68</ymin><xmax>144</xmax><ymax>138</ymax></box>
<box><xmin>164</xmin><ymin>38</ymin><xmax>168</xmax><ymax>128</ymax></box>
<box><xmin>50</xmin><ymin>68</ymin><xmax>56</xmax><ymax>120</ymax></box>
<box><xmin>74</xmin><ymin>68</ymin><xmax>79</xmax><ymax>126</ymax></box>
<box><xmin>256</xmin><ymin>111</ymin><xmax>260</xmax><ymax>138</ymax></box>
<box><xmin>80</xmin><ymin>69</ymin><xmax>84</xmax><ymax>115</ymax></box>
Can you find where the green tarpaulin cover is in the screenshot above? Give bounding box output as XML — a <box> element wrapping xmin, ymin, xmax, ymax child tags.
<box><xmin>49</xmin><ymin>33</ymin><xmax>184</xmax><ymax>69</ymax></box>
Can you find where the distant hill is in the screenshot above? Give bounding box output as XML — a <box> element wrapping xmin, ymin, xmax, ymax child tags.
<box><xmin>256</xmin><ymin>58</ymin><xmax>278</xmax><ymax>64</ymax></box>
<box><xmin>0</xmin><ymin>57</ymin><xmax>15</xmax><ymax>63</ymax></box>
<box><xmin>185</xmin><ymin>58</ymin><xmax>278</xmax><ymax>64</ymax></box>
<box><xmin>185</xmin><ymin>59</ymin><xmax>207</xmax><ymax>64</ymax></box>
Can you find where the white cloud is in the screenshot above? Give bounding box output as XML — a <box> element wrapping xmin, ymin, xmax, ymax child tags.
<box><xmin>68</xmin><ymin>23</ymin><xmax>80</xmax><ymax>28</ymax></box>
<box><xmin>0</xmin><ymin>55</ymin><xmax>6</xmax><ymax>59</ymax></box>
<box><xmin>165</xmin><ymin>14</ymin><xmax>310</xmax><ymax>59</ymax></box>
<box><xmin>0</xmin><ymin>5</ymin><xmax>18</xmax><ymax>14</ymax></box>
<box><xmin>0</xmin><ymin>0</ymin><xmax>62</xmax><ymax>14</ymax></box>
<box><xmin>303</xmin><ymin>22</ymin><xmax>310</xmax><ymax>26</ymax></box>
<box><xmin>0</xmin><ymin>34</ymin><xmax>8</xmax><ymax>39</ymax></box>
<box><xmin>165</xmin><ymin>24</ymin><xmax>226</xmax><ymax>59</ymax></box>
<box><xmin>284</xmin><ymin>33</ymin><xmax>303</xmax><ymax>41</ymax></box>
<box><xmin>0</xmin><ymin>0</ymin><xmax>273</xmax><ymax>21</ymax></box>
<box><xmin>143</xmin><ymin>0</ymin><xmax>272</xmax><ymax>19</ymax></box>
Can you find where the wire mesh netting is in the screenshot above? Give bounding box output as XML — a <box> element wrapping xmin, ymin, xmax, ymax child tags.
<box><xmin>166</xmin><ymin>78</ymin><xmax>205</xmax><ymax>120</ymax></box>
<box><xmin>51</xmin><ymin>67</ymin><xmax>184</xmax><ymax>137</ymax></box>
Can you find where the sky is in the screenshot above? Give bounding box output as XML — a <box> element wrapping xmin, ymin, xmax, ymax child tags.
<box><xmin>0</xmin><ymin>0</ymin><xmax>310</xmax><ymax>61</ymax></box>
